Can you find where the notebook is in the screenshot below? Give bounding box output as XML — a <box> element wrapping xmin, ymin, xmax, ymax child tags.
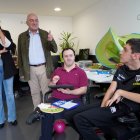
<box><xmin>52</xmin><ymin>100</ymin><xmax>79</xmax><ymax>110</ymax></box>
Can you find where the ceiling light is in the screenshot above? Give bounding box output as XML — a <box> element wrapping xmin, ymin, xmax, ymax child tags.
<box><xmin>54</xmin><ymin>7</ymin><xmax>62</xmax><ymax>12</ymax></box>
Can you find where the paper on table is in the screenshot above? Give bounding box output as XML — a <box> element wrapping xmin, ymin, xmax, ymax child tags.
<box><xmin>53</xmin><ymin>100</ymin><xmax>78</xmax><ymax>109</ymax></box>
<box><xmin>60</xmin><ymin>101</ymin><xmax>78</xmax><ymax>109</ymax></box>
<box><xmin>38</xmin><ymin>103</ymin><xmax>51</xmax><ymax>109</ymax></box>
<box><xmin>85</xmin><ymin>71</ymin><xmax>113</xmax><ymax>83</ymax></box>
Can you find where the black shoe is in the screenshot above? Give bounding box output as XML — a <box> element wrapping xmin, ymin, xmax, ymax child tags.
<box><xmin>79</xmin><ymin>136</ymin><xmax>83</xmax><ymax>140</ymax></box>
<box><xmin>9</xmin><ymin>120</ymin><xmax>18</xmax><ymax>126</ymax></box>
<box><xmin>0</xmin><ymin>123</ymin><xmax>5</xmax><ymax>129</ymax></box>
<box><xmin>26</xmin><ymin>107</ymin><xmax>41</xmax><ymax>125</ymax></box>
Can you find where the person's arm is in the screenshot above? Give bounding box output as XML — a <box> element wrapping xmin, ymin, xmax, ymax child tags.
<box><xmin>58</xmin><ymin>69</ymin><xmax>88</xmax><ymax>95</ymax></box>
<box><xmin>17</xmin><ymin>34</ymin><xmax>24</xmax><ymax>78</ymax></box>
<box><xmin>120</xmin><ymin>90</ymin><xmax>140</xmax><ymax>103</ymax></box>
<box><xmin>49</xmin><ymin>72</ymin><xmax>87</xmax><ymax>94</ymax></box>
<box><xmin>0</xmin><ymin>36</ymin><xmax>11</xmax><ymax>48</ymax></box>
<box><xmin>0</xmin><ymin>30</ymin><xmax>16</xmax><ymax>54</ymax></box>
<box><xmin>0</xmin><ymin>48</ymin><xmax>7</xmax><ymax>54</ymax></box>
<box><xmin>4</xmin><ymin>31</ymin><xmax>16</xmax><ymax>53</ymax></box>
<box><xmin>48</xmin><ymin>40</ymin><xmax>57</xmax><ymax>53</ymax></box>
<box><xmin>58</xmin><ymin>86</ymin><xmax>87</xmax><ymax>95</ymax></box>
<box><xmin>47</xmin><ymin>31</ymin><xmax>57</xmax><ymax>53</ymax></box>
<box><xmin>0</xmin><ymin>29</ymin><xmax>6</xmax><ymax>45</ymax></box>
<box><xmin>101</xmin><ymin>81</ymin><xmax>117</xmax><ymax>107</ymax></box>
<box><xmin>107</xmin><ymin>89</ymin><xmax>140</xmax><ymax>106</ymax></box>
<box><xmin>49</xmin><ymin>75</ymin><xmax>60</xmax><ymax>85</ymax></box>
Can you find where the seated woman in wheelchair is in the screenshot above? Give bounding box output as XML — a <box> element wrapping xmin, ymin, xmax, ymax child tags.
<box><xmin>64</xmin><ymin>38</ymin><xmax>140</xmax><ymax>140</ymax></box>
<box><xmin>39</xmin><ymin>47</ymin><xmax>88</xmax><ymax>140</ymax></box>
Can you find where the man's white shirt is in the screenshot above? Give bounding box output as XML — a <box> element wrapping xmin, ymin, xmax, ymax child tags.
<box><xmin>29</xmin><ymin>30</ymin><xmax>46</xmax><ymax>65</ymax></box>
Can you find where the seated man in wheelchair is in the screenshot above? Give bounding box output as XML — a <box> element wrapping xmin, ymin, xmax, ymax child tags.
<box><xmin>38</xmin><ymin>47</ymin><xmax>88</xmax><ymax>140</ymax></box>
<box><xmin>64</xmin><ymin>38</ymin><xmax>140</xmax><ymax>140</ymax></box>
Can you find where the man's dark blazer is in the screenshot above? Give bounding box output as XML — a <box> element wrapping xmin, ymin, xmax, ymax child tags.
<box><xmin>18</xmin><ymin>28</ymin><xmax>57</xmax><ymax>81</ymax></box>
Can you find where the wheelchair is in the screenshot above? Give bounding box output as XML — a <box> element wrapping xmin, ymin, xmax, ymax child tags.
<box><xmin>26</xmin><ymin>86</ymin><xmax>140</xmax><ymax>140</ymax></box>
<box><xmin>26</xmin><ymin>86</ymin><xmax>90</xmax><ymax>125</ymax></box>
<box><xmin>104</xmin><ymin>112</ymin><xmax>140</xmax><ymax>140</ymax></box>
<box><xmin>93</xmin><ymin>92</ymin><xmax>140</xmax><ymax>140</ymax></box>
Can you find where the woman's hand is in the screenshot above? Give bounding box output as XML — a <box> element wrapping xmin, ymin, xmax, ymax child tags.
<box><xmin>0</xmin><ymin>48</ymin><xmax>7</xmax><ymax>54</ymax></box>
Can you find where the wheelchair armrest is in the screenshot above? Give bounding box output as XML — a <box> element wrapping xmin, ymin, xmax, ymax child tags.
<box><xmin>81</xmin><ymin>87</ymin><xmax>90</xmax><ymax>104</ymax></box>
<box><xmin>44</xmin><ymin>89</ymin><xmax>53</xmax><ymax>103</ymax></box>
<box><xmin>117</xmin><ymin>113</ymin><xmax>138</xmax><ymax>123</ymax></box>
<box><xmin>45</xmin><ymin>89</ymin><xmax>53</xmax><ymax>94</ymax></box>
<box><xmin>117</xmin><ymin>113</ymin><xmax>140</xmax><ymax>132</ymax></box>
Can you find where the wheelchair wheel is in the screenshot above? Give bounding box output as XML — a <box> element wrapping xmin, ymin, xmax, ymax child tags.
<box><xmin>129</xmin><ymin>134</ymin><xmax>140</xmax><ymax>140</ymax></box>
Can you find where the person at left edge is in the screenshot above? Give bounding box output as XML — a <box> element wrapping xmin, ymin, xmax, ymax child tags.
<box><xmin>0</xmin><ymin>26</ymin><xmax>17</xmax><ymax>129</ymax></box>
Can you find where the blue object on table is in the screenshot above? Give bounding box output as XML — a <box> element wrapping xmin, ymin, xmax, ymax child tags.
<box><xmin>97</xmin><ymin>71</ymin><xmax>110</xmax><ymax>75</ymax></box>
<box><xmin>96</xmin><ymin>70</ymin><xmax>110</xmax><ymax>75</ymax></box>
<box><xmin>52</xmin><ymin>100</ymin><xmax>79</xmax><ymax>110</ymax></box>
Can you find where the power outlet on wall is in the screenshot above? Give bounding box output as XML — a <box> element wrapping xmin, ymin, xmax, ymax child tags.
<box><xmin>137</xmin><ymin>14</ymin><xmax>140</xmax><ymax>20</ymax></box>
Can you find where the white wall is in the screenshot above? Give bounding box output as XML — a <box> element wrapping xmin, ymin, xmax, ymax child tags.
<box><xmin>1</xmin><ymin>0</ymin><xmax>140</xmax><ymax>55</ymax></box>
<box><xmin>73</xmin><ymin>0</ymin><xmax>140</xmax><ymax>54</ymax></box>
<box><xmin>0</xmin><ymin>13</ymin><xmax>72</xmax><ymax>54</ymax></box>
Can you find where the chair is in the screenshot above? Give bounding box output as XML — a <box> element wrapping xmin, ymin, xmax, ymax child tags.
<box><xmin>105</xmin><ymin>112</ymin><xmax>140</xmax><ymax>140</ymax></box>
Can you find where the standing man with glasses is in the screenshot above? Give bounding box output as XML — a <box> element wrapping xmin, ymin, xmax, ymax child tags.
<box><xmin>18</xmin><ymin>13</ymin><xmax>57</xmax><ymax>109</ymax></box>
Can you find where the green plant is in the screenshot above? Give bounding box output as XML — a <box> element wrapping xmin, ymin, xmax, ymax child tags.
<box><xmin>59</xmin><ymin>32</ymin><xmax>78</xmax><ymax>62</ymax></box>
<box><xmin>59</xmin><ymin>32</ymin><xmax>78</xmax><ymax>50</ymax></box>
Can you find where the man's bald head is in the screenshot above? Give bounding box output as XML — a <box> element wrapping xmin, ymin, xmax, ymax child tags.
<box><xmin>26</xmin><ymin>13</ymin><xmax>38</xmax><ymax>21</ymax></box>
<box><xmin>26</xmin><ymin>13</ymin><xmax>39</xmax><ymax>33</ymax></box>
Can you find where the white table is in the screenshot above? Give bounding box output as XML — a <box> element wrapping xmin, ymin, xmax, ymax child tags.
<box><xmin>84</xmin><ymin>69</ymin><xmax>114</xmax><ymax>103</ymax></box>
<box><xmin>85</xmin><ymin>70</ymin><xmax>113</xmax><ymax>83</ymax></box>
